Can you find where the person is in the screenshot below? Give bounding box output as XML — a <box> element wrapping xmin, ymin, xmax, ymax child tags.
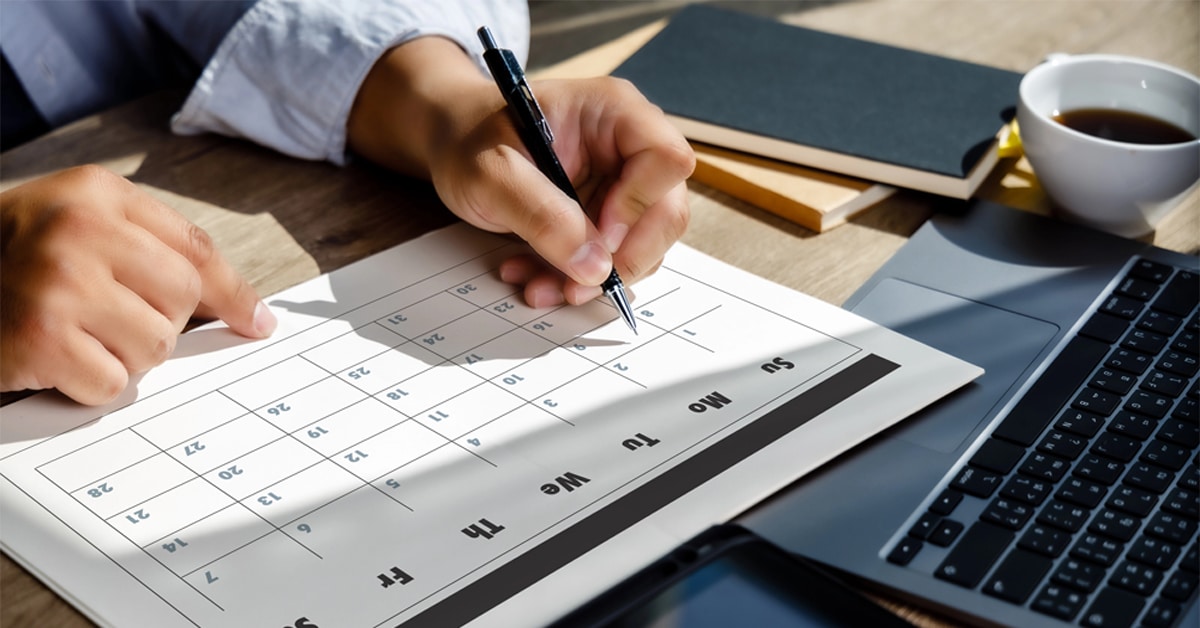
<box><xmin>0</xmin><ymin>1</ymin><xmax>694</xmax><ymax>406</ymax></box>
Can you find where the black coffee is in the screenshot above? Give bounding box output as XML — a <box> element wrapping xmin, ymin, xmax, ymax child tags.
<box><xmin>1052</xmin><ymin>108</ymin><xmax>1196</xmax><ymax>144</ymax></box>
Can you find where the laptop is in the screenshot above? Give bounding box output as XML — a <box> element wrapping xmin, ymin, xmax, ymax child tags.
<box><xmin>738</xmin><ymin>200</ymin><xmax>1198</xmax><ymax>628</ymax></box>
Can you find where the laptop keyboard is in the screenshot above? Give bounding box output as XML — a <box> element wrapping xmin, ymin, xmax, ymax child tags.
<box><xmin>886</xmin><ymin>258</ymin><xmax>1199</xmax><ymax>628</ymax></box>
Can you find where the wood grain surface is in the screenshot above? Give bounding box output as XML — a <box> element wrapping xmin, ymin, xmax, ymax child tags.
<box><xmin>2</xmin><ymin>2</ymin><xmax>1197</xmax><ymax>626</ymax></box>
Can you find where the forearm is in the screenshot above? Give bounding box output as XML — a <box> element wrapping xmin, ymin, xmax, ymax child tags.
<box><xmin>347</xmin><ymin>37</ymin><xmax>498</xmax><ymax>179</ymax></box>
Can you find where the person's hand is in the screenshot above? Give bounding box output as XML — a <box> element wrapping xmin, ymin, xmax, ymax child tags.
<box><xmin>348</xmin><ymin>37</ymin><xmax>694</xmax><ymax>307</ymax></box>
<box><xmin>0</xmin><ymin>165</ymin><xmax>277</xmax><ymax>405</ymax></box>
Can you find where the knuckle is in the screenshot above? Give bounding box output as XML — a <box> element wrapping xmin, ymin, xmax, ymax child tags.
<box><xmin>181</xmin><ymin>221</ymin><xmax>217</xmax><ymax>268</ymax></box>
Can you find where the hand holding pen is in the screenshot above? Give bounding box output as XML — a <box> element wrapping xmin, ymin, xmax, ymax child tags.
<box><xmin>348</xmin><ymin>29</ymin><xmax>693</xmax><ymax>315</ymax></box>
<box><xmin>476</xmin><ymin>27</ymin><xmax>695</xmax><ymax>329</ymax></box>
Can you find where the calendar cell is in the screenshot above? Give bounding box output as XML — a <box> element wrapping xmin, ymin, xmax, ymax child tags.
<box><xmin>146</xmin><ymin>503</ymin><xmax>275</xmax><ymax>576</ymax></box>
<box><xmin>482</xmin><ymin>294</ymin><xmax>548</xmax><ymax>326</ymax></box>
<box><xmin>488</xmin><ymin>347</ymin><xmax>595</xmax><ymax>402</ymax></box>
<box><xmin>221</xmin><ymin>356</ymin><xmax>327</xmax><ymax>410</ymax></box>
<box><xmin>201</xmin><ymin>437</ymin><xmax>323</xmax><ymax>501</ymax></box>
<box><xmin>298</xmin><ymin>397</ymin><xmax>408</xmax><ymax>457</ymax></box>
<box><xmin>417</xmin><ymin>310</ymin><xmax>514</xmax><ymax>360</ymax></box>
<box><xmin>346</xmin><ymin>340</ymin><xmax>443</xmax><ymax>395</ymax></box>
<box><xmin>372</xmin><ymin>443</ymin><xmax>496</xmax><ymax>513</ymax></box>
<box><xmin>379</xmin><ymin>291</ymin><xmax>477</xmax><ymax>340</ymax></box>
<box><xmin>133</xmin><ymin>392</ymin><xmax>246</xmax><ymax>450</ymax></box>
<box><xmin>452</xmin><ymin>328</ymin><xmax>557</xmax><ymax>380</ymax></box>
<box><xmin>333</xmin><ymin>420</ymin><xmax>445</xmax><ymax>482</ymax></box>
<box><xmin>72</xmin><ymin>453</ymin><xmax>195</xmax><ymax>519</ymax></box>
<box><xmin>523</xmin><ymin>299</ymin><xmax>617</xmax><ymax>345</ymax></box>
<box><xmin>255</xmin><ymin>376</ymin><xmax>366</xmax><ymax>432</ymax></box>
<box><xmin>448</xmin><ymin>273</ymin><xmax>518</xmax><ymax>307</ymax></box>
<box><xmin>375</xmin><ymin>364</ymin><xmax>484</xmax><ymax>417</ymax></box>
<box><xmin>240</xmin><ymin>460</ymin><xmax>363</xmax><ymax>528</ymax></box>
<box><xmin>413</xmin><ymin>382</ymin><xmax>523</xmax><ymax>440</ymax></box>
<box><xmin>40</xmin><ymin>430</ymin><xmax>159</xmax><ymax>492</ymax></box>
<box><xmin>109</xmin><ymin>477</ymin><xmax>233</xmax><ymax>546</ymax></box>
<box><xmin>301</xmin><ymin>322</ymin><xmax>404</xmax><ymax>373</ymax></box>
<box><xmin>168</xmin><ymin>414</ymin><xmax>283</xmax><ymax>474</ymax></box>
<box><xmin>534</xmin><ymin>367</ymin><xmax>648</xmax><ymax>424</ymax></box>
<box><xmin>602</xmin><ymin>333</ymin><xmax>722</xmax><ymax>389</ymax></box>
<box><xmin>281</xmin><ymin>484</ymin><xmax>416</xmax><ymax>560</ymax></box>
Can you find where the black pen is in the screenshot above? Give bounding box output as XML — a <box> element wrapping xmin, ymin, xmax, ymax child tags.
<box><xmin>477</xmin><ymin>26</ymin><xmax>638</xmax><ymax>335</ymax></box>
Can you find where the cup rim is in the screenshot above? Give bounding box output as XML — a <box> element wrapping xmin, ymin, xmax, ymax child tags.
<box><xmin>1019</xmin><ymin>53</ymin><xmax>1200</xmax><ymax>149</ymax></box>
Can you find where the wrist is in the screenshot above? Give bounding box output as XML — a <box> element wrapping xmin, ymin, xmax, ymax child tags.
<box><xmin>348</xmin><ymin>37</ymin><xmax>496</xmax><ymax>178</ymax></box>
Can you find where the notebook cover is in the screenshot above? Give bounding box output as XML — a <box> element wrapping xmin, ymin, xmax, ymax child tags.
<box><xmin>530</xmin><ymin>20</ymin><xmax>894</xmax><ymax>232</ymax></box>
<box><xmin>610</xmin><ymin>5</ymin><xmax>1022</xmax><ymax>198</ymax></box>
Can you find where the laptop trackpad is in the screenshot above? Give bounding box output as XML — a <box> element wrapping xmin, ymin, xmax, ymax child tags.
<box><xmin>851</xmin><ymin>278</ymin><xmax>1060</xmax><ymax>453</ymax></box>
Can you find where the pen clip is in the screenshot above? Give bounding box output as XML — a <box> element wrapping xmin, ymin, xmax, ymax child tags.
<box><xmin>517</xmin><ymin>81</ymin><xmax>555</xmax><ymax>146</ymax></box>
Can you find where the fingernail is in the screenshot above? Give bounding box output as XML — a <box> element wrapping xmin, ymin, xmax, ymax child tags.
<box><xmin>569</xmin><ymin>241</ymin><xmax>611</xmax><ymax>285</ymax></box>
<box><xmin>253</xmin><ymin>301</ymin><xmax>278</xmax><ymax>338</ymax></box>
<box><xmin>602</xmin><ymin>223</ymin><xmax>629</xmax><ymax>254</ymax></box>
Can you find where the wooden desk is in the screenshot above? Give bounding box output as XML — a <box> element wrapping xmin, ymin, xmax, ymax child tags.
<box><xmin>2</xmin><ymin>2</ymin><xmax>1196</xmax><ymax>626</ymax></box>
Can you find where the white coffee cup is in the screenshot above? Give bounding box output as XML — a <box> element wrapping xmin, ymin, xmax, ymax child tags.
<box><xmin>1017</xmin><ymin>53</ymin><xmax>1200</xmax><ymax>238</ymax></box>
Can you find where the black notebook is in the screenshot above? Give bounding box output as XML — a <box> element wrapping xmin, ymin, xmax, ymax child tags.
<box><xmin>610</xmin><ymin>5</ymin><xmax>1023</xmax><ymax>199</ymax></box>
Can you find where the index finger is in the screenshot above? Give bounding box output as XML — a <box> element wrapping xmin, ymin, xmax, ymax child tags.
<box><xmin>113</xmin><ymin>178</ymin><xmax>276</xmax><ymax>338</ymax></box>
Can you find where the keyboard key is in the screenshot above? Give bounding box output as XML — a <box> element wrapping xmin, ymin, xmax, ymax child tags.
<box><xmin>1090</xmin><ymin>368</ymin><xmax>1137</xmax><ymax>395</ymax></box>
<box><xmin>1020</xmin><ymin>452</ymin><xmax>1070</xmax><ymax>482</ymax></box>
<box><xmin>1171</xmin><ymin>396</ymin><xmax>1197</xmax><ymax>422</ymax></box>
<box><xmin>908</xmin><ymin>512</ymin><xmax>940</xmax><ymax>539</ymax></box>
<box><xmin>1158</xmin><ymin>349</ymin><xmax>1199</xmax><ymax>377</ymax></box>
<box><xmin>1056</xmin><ymin>408</ymin><xmax>1105</xmax><ymax>438</ymax></box>
<box><xmin>1128</xmin><ymin>536</ymin><xmax>1181</xmax><ymax>571</ymax></box>
<box><xmin>1075</xmin><ymin>454</ymin><xmax>1125</xmax><ymax>486</ymax></box>
<box><xmin>1057</xmin><ymin>476</ymin><xmax>1107</xmax><ymax>508</ymax></box>
<box><xmin>1052</xmin><ymin>557</ymin><xmax>1105</xmax><ymax>592</ymax></box>
<box><xmin>1092</xmin><ymin>433</ymin><xmax>1141</xmax><ymax>463</ymax></box>
<box><xmin>1036</xmin><ymin>430</ymin><xmax>1087</xmax><ymax>460</ymax></box>
<box><xmin>1128</xmin><ymin>259</ymin><xmax>1173</xmax><ymax>284</ymax></box>
<box><xmin>886</xmin><ymin>537</ymin><xmax>923</xmax><ymax>566</ymax></box>
<box><xmin>1122</xmin><ymin>328</ymin><xmax>1169</xmax><ymax>355</ymax></box>
<box><xmin>1152</xmin><ymin>270</ymin><xmax>1199</xmax><ymax>317</ymax></box>
<box><xmin>1116</xmin><ymin>276</ymin><xmax>1161</xmax><ymax>301</ymax></box>
<box><xmin>1018</xmin><ymin>525</ymin><xmax>1070</xmax><ymax>558</ymax></box>
<box><xmin>1162</xmin><ymin>487</ymin><xmax>1199</xmax><ymax>518</ymax></box>
<box><xmin>1071</xmin><ymin>533</ymin><xmax>1124</xmax><ymax>567</ymax></box>
<box><xmin>1073</xmin><ymin>387</ymin><xmax>1121</xmax><ymax>416</ymax></box>
<box><xmin>928</xmin><ymin>519</ymin><xmax>964</xmax><ymax>547</ymax></box>
<box><xmin>1138</xmin><ymin>310</ymin><xmax>1183</xmax><ymax>335</ymax></box>
<box><xmin>928</xmin><ymin>488</ymin><xmax>963</xmax><ymax>516</ymax></box>
<box><xmin>1106</xmin><ymin>484</ymin><xmax>1158</xmax><ymax>517</ymax></box>
<box><xmin>1081</xmin><ymin>312</ymin><xmax>1131</xmax><ymax>344</ymax></box>
<box><xmin>1106</xmin><ymin>347</ymin><xmax>1153</xmax><ymax>375</ymax></box>
<box><xmin>1157</xmin><ymin>419</ymin><xmax>1199</xmax><ymax>449</ymax></box>
<box><xmin>983</xmin><ymin>548</ymin><xmax>1051</xmax><ymax>604</ymax></box>
<box><xmin>1161</xmin><ymin>569</ymin><xmax>1198</xmax><ymax>601</ymax></box>
<box><xmin>934</xmin><ymin>522</ymin><xmax>1013</xmax><ymax>588</ymax></box>
<box><xmin>1182</xmin><ymin>543</ymin><xmax>1199</xmax><ymax>573</ymax></box>
<box><xmin>1001</xmin><ymin>475</ymin><xmax>1053</xmax><ymax>506</ymax></box>
<box><xmin>1142</xmin><ymin>598</ymin><xmax>1184</xmax><ymax>628</ymax></box>
<box><xmin>1146</xmin><ymin>512</ymin><xmax>1199</xmax><ymax>545</ymax></box>
<box><xmin>1101</xmin><ymin>294</ymin><xmax>1145</xmax><ymax>320</ymax></box>
<box><xmin>1142</xmin><ymin>370</ymin><xmax>1188</xmax><ymax>397</ymax></box>
<box><xmin>1038</xmin><ymin>500</ymin><xmax>1090</xmax><ymax>533</ymax></box>
<box><xmin>1032</xmin><ymin>584</ymin><xmax>1086</xmax><ymax>621</ymax></box>
<box><xmin>1126</xmin><ymin>389</ymin><xmax>1172</xmax><ymax>419</ymax></box>
<box><xmin>992</xmin><ymin>336</ymin><xmax>1109</xmax><ymax>446</ymax></box>
<box><xmin>1089</xmin><ymin>508</ymin><xmax>1143</xmax><ymax>542</ymax></box>
<box><xmin>969</xmin><ymin>437</ymin><xmax>1024</xmax><ymax>474</ymax></box>
<box><xmin>1109</xmin><ymin>560</ymin><xmax>1164</xmax><ymax>596</ymax></box>
<box><xmin>950</xmin><ymin>466</ymin><xmax>1002</xmax><ymax>498</ymax></box>
<box><xmin>1080</xmin><ymin>586</ymin><xmax>1145</xmax><ymax>627</ymax></box>
<box><xmin>1141</xmin><ymin>440</ymin><xmax>1191</xmax><ymax>471</ymax></box>
<box><xmin>1107</xmin><ymin>411</ymin><xmax>1156</xmax><ymax>441</ymax></box>
<box><xmin>981</xmin><ymin>498</ymin><xmax>1033</xmax><ymax>530</ymax></box>
<box><xmin>1123</xmin><ymin>461</ymin><xmax>1174</xmax><ymax>494</ymax></box>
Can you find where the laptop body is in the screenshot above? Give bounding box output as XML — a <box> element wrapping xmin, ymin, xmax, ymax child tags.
<box><xmin>737</xmin><ymin>200</ymin><xmax>1198</xmax><ymax>627</ymax></box>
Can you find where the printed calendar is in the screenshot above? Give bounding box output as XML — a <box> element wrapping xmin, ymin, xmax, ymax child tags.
<box><xmin>0</xmin><ymin>222</ymin><xmax>980</xmax><ymax>627</ymax></box>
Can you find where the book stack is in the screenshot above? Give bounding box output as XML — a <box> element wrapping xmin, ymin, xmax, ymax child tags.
<box><xmin>539</xmin><ymin>5</ymin><xmax>1022</xmax><ymax>233</ymax></box>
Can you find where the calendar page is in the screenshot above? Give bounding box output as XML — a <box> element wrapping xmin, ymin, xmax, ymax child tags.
<box><xmin>0</xmin><ymin>222</ymin><xmax>980</xmax><ymax>627</ymax></box>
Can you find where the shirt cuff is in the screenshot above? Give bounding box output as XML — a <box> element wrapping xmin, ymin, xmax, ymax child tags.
<box><xmin>171</xmin><ymin>0</ymin><xmax>530</xmax><ymax>166</ymax></box>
